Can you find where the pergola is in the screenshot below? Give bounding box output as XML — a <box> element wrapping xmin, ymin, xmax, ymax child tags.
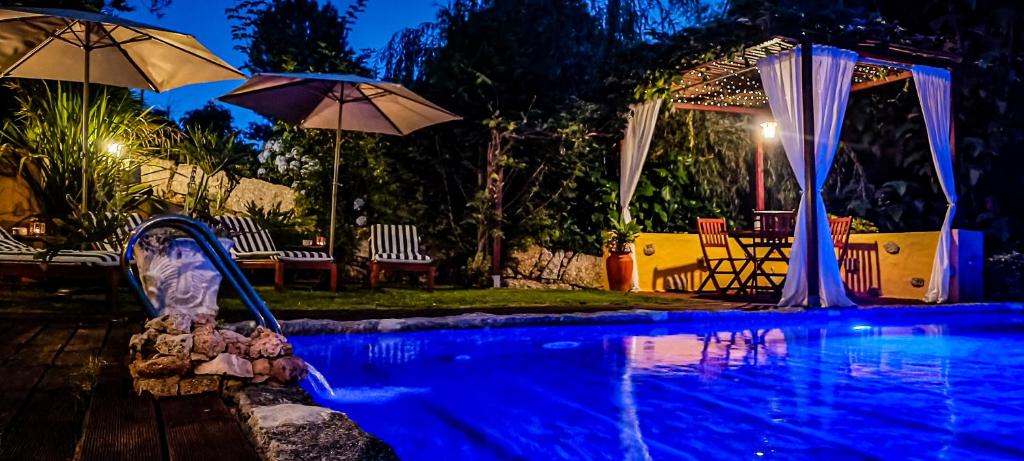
<box><xmin>620</xmin><ymin>36</ymin><xmax>960</xmax><ymax>307</ymax></box>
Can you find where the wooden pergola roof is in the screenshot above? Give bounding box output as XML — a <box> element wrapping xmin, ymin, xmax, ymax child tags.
<box><xmin>671</xmin><ymin>36</ymin><xmax>954</xmax><ymax>114</ymax></box>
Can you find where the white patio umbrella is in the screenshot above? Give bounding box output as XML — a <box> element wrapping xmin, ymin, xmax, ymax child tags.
<box><xmin>218</xmin><ymin>73</ymin><xmax>461</xmax><ymax>257</ymax></box>
<box><xmin>0</xmin><ymin>7</ymin><xmax>245</xmax><ymax>212</ymax></box>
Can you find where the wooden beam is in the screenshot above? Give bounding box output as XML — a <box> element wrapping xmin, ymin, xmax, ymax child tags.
<box><xmin>851</xmin><ymin>70</ymin><xmax>912</xmax><ymax>92</ymax></box>
<box><xmin>672</xmin><ymin>102</ymin><xmax>767</xmax><ymax>115</ymax></box>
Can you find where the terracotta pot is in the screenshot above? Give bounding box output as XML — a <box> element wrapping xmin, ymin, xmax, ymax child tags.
<box><xmin>606</xmin><ymin>251</ymin><xmax>633</xmax><ymax>292</ymax></box>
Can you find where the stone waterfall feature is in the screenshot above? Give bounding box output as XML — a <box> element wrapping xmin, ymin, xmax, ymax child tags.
<box><xmin>129</xmin><ymin>236</ymin><xmax>307</xmax><ymax>397</ymax></box>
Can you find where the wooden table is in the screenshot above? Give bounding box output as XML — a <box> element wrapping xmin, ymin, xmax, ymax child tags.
<box><xmin>731</xmin><ymin>229</ymin><xmax>792</xmax><ymax>293</ymax></box>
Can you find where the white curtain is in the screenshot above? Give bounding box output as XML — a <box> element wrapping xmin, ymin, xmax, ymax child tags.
<box><xmin>620</xmin><ymin>99</ymin><xmax>662</xmax><ymax>291</ymax></box>
<box><xmin>913</xmin><ymin>65</ymin><xmax>956</xmax><ymax>303</ymax></box>
<box><xmin>758</xmin><ymin>46</ymin><xmax>856</xmax><ymax>307</ymax></box>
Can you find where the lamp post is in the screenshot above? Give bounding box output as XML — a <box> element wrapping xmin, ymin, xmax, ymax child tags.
<box><xmin>756</xmin><ymin>120</ymin><xmax>777</xmax><ymax>211</ymax></box>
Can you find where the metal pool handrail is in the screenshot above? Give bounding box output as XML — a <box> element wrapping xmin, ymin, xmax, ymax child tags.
<box><xmin>120</xmin><ymin>214</ymin><xmax>282</xmax><ymax>333</ymax></box>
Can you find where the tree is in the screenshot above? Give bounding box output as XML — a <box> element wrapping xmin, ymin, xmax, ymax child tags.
<box><xmin>180</xmin><ymin>102</ymin><xmax>235</xmax><ymax>139</ymax></box>
<box><xmin>228</xmin><ymin>0</ymin><xmax>368</xmax><ymax>74</ymax></box>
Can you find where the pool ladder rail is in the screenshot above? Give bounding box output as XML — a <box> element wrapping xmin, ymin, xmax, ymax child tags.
<box><xmin>120</xmin><ymin>214</ymin><xmax>282</xmax><ymax>333</ymax></box>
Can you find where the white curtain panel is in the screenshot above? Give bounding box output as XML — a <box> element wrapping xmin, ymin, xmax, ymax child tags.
<box><xmin>913</xmin><ymin>65</ymin><xmax>956</xmax><ymax>303</ymax></box>
<box><xmin>758</xmin><ymin>46</ymin><xmax>857</xmax><ymax>307</ymax></box>
<box><xmin>619</xmin><ymin>99</ymin><xmax>662</xmax><ymax>290</ymax></box>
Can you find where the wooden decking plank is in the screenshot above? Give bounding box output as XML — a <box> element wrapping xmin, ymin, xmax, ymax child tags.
<box><xmin>98</xmin><ymin>321</ymin><xmax>136</xmax><ymax>365</ymax></box>
<box><xmin>0</xmin><ymin>323</ymin><xmax>40</xmax><ymax>346</ymax></box>
<box><xmin>63</xmin><ymin>325</ymin><xmax>109</xmax><ymax>352</ymax></box>
<box><xmin>161</xmin><ymin>394</ymin><xmax>260</xmax><ymax>461</ymax></box>
<box><xmin>0</xmin><ymin>324</ymin><xmax>43</xmax><ymax>364</ymax></box>
<box><xmin>0</xmin><ymin>390</ymin><xmax>86</xmax><ymax>461</ymax></box>
<box><xmin>75</xmin><ymin>387</ymin><xmax>162</xmax><ymax>461</ymax></box>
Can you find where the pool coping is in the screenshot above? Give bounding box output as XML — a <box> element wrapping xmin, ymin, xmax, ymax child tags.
<box><xmin>228</xmin><ymin>302</ymin><xmax>1024</xmax><ymax>336</ymax></box>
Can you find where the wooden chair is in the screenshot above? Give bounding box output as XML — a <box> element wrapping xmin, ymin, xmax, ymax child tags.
<box><xmin>216</xmin><ymin>215</ymin><xmax>337</xmax><ymax>292</ymax></box>
<box><xmin>696</xmin><ymin>218</ymin><xmax>746</xmax><ymax>293</ymax></box>
<box><xmin>829</xmin><ymin>216</ymin><xmax>853</xmax><ymax>268</ymax></box>
<box><xmin>369</xmin><ymin>224</ymin><xmax>435</xmax><ymax>291</ymax></box>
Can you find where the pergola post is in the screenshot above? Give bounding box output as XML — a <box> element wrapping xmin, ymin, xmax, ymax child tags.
<box><xmin>800</xmin><ymin>40</ymin><xmax>821</xmax><ymax>308</ymax></box>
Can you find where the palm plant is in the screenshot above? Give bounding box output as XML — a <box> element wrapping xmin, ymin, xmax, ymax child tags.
<box><xmin>177</xmin><ymin>125</ymin><xmax>247</xmax><ymax>221</ymax></box>
<box><xmin>0</xmin><ymin>82</ymin><xmax>169</xmax><ymax>249</ymax></box>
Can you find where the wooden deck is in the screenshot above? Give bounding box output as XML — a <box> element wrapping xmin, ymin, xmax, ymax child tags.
<box><xmin>0</xmin><ymin>317</ymin><xmax>259</xmax><ymax>461</ymax></box>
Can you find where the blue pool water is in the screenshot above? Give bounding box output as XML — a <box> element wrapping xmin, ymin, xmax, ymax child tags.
<box><xmin>291</xmin><ymin>307</ymin><xmax>1024</xmax><ymax>460</ymax></box>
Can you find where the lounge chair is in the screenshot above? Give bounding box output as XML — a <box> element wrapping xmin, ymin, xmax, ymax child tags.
<box><xmin>369</xmin><ymin>224</ymin><xmax>435</xmax><ymax>291</ymax></box>
<box><xmin>0</xmin><ymin>226</ymin><xmax>122</xmax><ymax>307</ymax></box>
<box><xmin>93</xmin><ymin>212</ymin><xmax>145</xmax><ymax>254</ymax></box>
<box><xmin>214</xmin><ymin>215</ymin><xmax>336</xmax><ymax>291</ymax></box>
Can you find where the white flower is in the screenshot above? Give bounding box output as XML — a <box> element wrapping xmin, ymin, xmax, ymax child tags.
<box><xmin>353</xmin><ymin>198</ymin><xmax>365</xmax><ymax>210</ymax></box>
<box><xmin>257</xmin><ymin>167</ymin><xmax>266</xmax><ymax>176</ymax></box>
<box><xmin>275</xmin><ymin>156</ymin><xmax>288</xmax><ymax>172</ymax></box>
<box><xmin>289</xmin><ymin>160</ymin><xmax>301</xmax><ymax>169</ymax></box>
<box><xmin>291</xmin><ymin>181</ymin><xmax>299</xmax><ymax>188</ymax></box>
<box><xmin>355</xmin><ymin>215</ymin><xmax>367</xmax><ymax>226</ymax></box>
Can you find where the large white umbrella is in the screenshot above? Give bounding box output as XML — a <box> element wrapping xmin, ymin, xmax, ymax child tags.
<box><xmin>0</xmin><ymin>7</ymin><xmax>245</xmax><ymax>211</ymax></box>
<box><xmin>219</xmin><ymin>73</ymin><xmax>461</xmax><ymax>256</ymax></box>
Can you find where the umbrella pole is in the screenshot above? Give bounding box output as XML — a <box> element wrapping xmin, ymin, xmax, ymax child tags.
<box><xmin>81</xmin><ymin>24</ymin><xmax>91</xmax><ymax>214</ymax></box>
<box><xmin>328</xmin><ymin>101</ymin><xmax>344</xmax><ymax>258</ymax></box>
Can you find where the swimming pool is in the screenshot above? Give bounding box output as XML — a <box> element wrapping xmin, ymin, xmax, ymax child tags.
<box><xmin>291</xmin><ymin>306</ymin><xmax>1024</xmax><ymax>460</ymax></box>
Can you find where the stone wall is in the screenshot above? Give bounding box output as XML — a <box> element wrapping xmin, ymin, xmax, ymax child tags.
<box><xmin>502</xmin><ymin>245</ymin><xmax>605</xmax><ymax>289</ymax></box>
<box><xmin>141</xmin><ymin>159</ymin><xmax>296</xmax><ymax>214</ymax></box>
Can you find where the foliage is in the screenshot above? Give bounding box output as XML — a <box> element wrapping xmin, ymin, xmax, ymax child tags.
<box><xmin>605</xmin><ymin>215</ymin><xmax>641</xmax><ymax>253</ymax></box>
<box><xmin>0</xmin><ymin>82</ymin><xmax>167</xmax><ymax>249</ymax></box>
<box><xmin>243</xmin><ymin>199</ymin><xmax>314</xmax><ymax>247</ymax></box>
<box><xmin>176</xmin><ymin>125</ymin><xmax>247</xmax><ymax>220</ymax></box>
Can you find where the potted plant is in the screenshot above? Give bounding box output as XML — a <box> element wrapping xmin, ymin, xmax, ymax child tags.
<box><xmin>605</xmin><ymin>216</ymin><xmax>641</xmax><ymax>292</ymax></box>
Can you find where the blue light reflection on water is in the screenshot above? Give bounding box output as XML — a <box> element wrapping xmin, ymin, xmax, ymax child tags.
<box><xmin>291</xmin><ymin>309</ymin><xmax>1024</xmax><ymax>460</ymax></box>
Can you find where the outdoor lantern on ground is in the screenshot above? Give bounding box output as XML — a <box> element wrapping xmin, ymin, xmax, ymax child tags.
<box><xmin>0</xmin><ymin>7</ymin><xmax>245</xmax><ymax>212</ymax></box>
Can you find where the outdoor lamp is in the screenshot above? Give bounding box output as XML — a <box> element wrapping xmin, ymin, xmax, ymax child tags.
<box><xmin>759</xmin><ymin>121</ymin><xmax>778</xmax><ymax>140</ymax></box>
<box><xmin>105</xmin><ymin>141</ymin><xmax>125</xmax><ymax>157</ymax></box>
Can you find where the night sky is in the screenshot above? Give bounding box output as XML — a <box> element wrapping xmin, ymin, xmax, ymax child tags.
<box><xmin>122</xmin><ymin>0</ymin><xmax>441</xmax><ymax>129</ymax></box>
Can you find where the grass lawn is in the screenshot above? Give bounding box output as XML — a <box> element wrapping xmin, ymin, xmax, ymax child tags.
<box><xmin>0</xmin><ymin>283</ymin><xmax>729</xmax><ymax>319</ymax></box>
<box><xmin>221</xmin><ymin>286</ymin><xmax>713</xmax><ymax>313</ymax></box>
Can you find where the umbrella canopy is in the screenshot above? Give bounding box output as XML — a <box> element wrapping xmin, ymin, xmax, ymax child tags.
<box><xmin>0</xmin><ymin>7</ymin><xmax>243</xmax><ymax>90</ymax></box>
<box><xmin>218</xmin><ymin>73</ymin><xmax>460</xmax><ymax>134</ymax></box>
<box><xmin>219</xmin><ymin>73</ymin><xmax>461</xmax><ymax>256</ymax></box>
<box><xmin>0</xmin><ymin>7</ymin><xmax>245</xmax><ymax>212</ymax></box>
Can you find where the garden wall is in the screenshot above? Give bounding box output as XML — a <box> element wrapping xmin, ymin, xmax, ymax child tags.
<box><xmin>612</xmin><ymin>230</ymin><xmax>983</xmax><ymax>302</ymax></box>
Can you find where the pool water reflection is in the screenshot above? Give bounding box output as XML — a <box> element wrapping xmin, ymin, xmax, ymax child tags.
<box><xmin>291</xmin><ymin>308</ymin><xmax>1024</xmax><ymax>460</ymax></box>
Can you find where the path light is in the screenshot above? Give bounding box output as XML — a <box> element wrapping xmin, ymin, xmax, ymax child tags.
<box><xmin>759</xmin><ymin>120</ymin><xmax>778</xmax><ymax>140</ymax></box>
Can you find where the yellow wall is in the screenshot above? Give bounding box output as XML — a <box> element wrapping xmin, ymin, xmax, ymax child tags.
<box><xmin>610</xmin><ymin>230</ymin><xmax>983</xmax><ymax>302</ymax></box>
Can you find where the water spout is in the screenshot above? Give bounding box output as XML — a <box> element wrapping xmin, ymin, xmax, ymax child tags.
<box><xmin>305</xmin><ymin>363</ymin><xmax>336</xmax><ymax>398</ymax></box>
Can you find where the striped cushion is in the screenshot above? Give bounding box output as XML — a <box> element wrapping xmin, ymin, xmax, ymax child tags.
<box><xmin>215</xmin><ymin>215</ymin><xmax>278</xmax><ymax>259</ymax></box>
<box><xmin>0</xmin><ymin>250</ymin><xmax>120</xmax><ymax>266</ymax></box>
<box><xmin>369</xmin><ymin>224</ymin><xmax>432</xmax><ymax>264</ymax></box>
<box><xmin>0</xmin><ymin>226</ymin><xmax>120</xmax><ymax>267</ymax></box>
<box><xmin>0</xmin><ymin>227</ymin><xmax>30</xmax><ymax>252</ymax></box>
<box><xmin>94</xmin><ymin>212</ymin><xmax>145</xmax><ymax>252</ymax></box>
<box><xmin>276</xmin><ymin>250</ymin><xmax>333</xmax><ymax>262</ymax></box>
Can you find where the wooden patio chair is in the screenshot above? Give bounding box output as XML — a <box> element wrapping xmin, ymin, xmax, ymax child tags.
<box><xmin>696</xmin><ymin>217</ymin><xmax>746</xmax><ymax>293</ymax></box>
<box><xmin>829</xmin><ymin>216</ymin><xmax>853</xmax><ymax>268</ymax></box>
<box><xmin>215</xmin><ymin>215</ymin><xmax>337</xmax><ymax>292</ymax></box>
<box><xmin>369</xmin><ymin>224</ymin><xmax>435</xmax><ymax>291</ymax></box>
